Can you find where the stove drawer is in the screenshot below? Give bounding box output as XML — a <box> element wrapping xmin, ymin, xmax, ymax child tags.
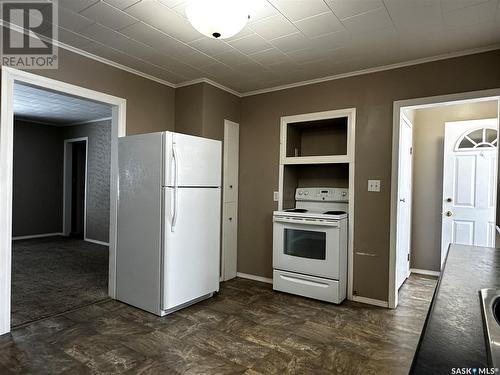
<box><xmin>273</xmin><ymin>270</ymin><xmax>346</xmax><ymax>304</ymax></box>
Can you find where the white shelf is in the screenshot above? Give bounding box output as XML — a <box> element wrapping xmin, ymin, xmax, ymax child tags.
<box><xmin>281</xmin><ymin>155</ymin><xmax>351</xmax><ymax>165</ymax></box>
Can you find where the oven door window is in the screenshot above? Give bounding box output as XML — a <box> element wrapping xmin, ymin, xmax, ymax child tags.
<box><xmin>284</xmin><ymin>228</ymin><xmax>326</xmax><ymax>260</ymax></box>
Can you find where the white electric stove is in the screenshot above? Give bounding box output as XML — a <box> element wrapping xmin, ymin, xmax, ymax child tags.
<box><xmin>272</xmin><ymin>187</ymin><xmax>348</xmax><ymax>304</ymax></box>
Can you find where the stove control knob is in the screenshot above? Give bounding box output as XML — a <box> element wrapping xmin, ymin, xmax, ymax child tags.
<box><xmin>304</xmin><ymin>191</ymin><xmax>309</xmax><ymax>196</ymax></box>
<box><xmin>298</xmin><ymin>191</ymin><xmax>303</xmax><ymax>195</ymax></box>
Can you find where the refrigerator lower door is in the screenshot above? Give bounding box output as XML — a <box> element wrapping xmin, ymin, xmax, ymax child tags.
<box><xmin>116</xmin><ymin>133</ymin><xmax>163</xmax><ymax>315</ymax></box>
<box><xmin>164</xmin><ymin>132</ymin><xmax>222</xmax><ymax>188</ymax></box>
<box><xmin>162</xmin><ymin>186</ymin><xmax>221</xmax><ymax>311</ymax></box>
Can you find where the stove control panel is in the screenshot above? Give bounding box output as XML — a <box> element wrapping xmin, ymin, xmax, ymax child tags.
<box><xmin>295</xmin><ymin>187</ymin><xmax>349</xmax><ymax>202</ymax></box>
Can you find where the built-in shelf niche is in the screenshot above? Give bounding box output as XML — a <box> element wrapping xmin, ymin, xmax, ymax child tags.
<box><xmin>282</xmin><ymin>164</ymin><xmax>349</xmax><ymax>210</ymax></box>
<box><xmin>286</xmin><ymin>117</ymin><xmax>348</xmax><ymax>158</ymax></box>
<box><xmin>280</xmin><ymin>109</ymin><xmax>354</xmax><ymax>164</ymax></box>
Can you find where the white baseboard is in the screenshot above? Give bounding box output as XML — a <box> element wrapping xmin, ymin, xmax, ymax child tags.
<box><xmin>236</xmin><ymin>272</ymin><xmax>273</xmax><ymax>284</ymax></box>
<box><xmin>12</xmin><ymin>232</ymin><xmax>63</xmax><ymax>240</ymax></box>
<box><xmin>351</xmin><ymin>295</ymin><xmax>389</xmax><ymax>308</ymax></box>
<box><xmin>84</xmin><ymin>238</ymin><xmax>110</xmax><ymax>247</ymax></box>
<box><xmin>410</xmin><ymin>268</ymin><xmax>440</xmax><ymax>277</ymax></box>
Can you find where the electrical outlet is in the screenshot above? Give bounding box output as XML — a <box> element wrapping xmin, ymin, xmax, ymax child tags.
<box><xmin>273</xmin><ymin>191</ymin><xmax>279</xmax><ymax>201</ymax></box>
<box><xmin>368</xmin><ymin>180</ymin><xmax>381</xmax><ymax>192</ymax></box>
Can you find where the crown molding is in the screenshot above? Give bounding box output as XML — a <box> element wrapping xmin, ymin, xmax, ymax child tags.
<box><xmin>176</xmin><ymin>78</ymin><xmax>241</xmax><ymax>97</ymax></box>
<box><xmin>239</xmin><ymin>44</ymin><xmax>500</xmax><ymax>97</ymax></box>
<box><xmin>2</xmin><ymin>20</ymin><xmax>499</xmax><ymax>99</ymax></box>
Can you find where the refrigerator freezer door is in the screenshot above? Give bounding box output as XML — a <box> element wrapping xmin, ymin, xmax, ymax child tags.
<box><xmin>116</xmin><ymin>133</ymin><xmax>164</xmax><ymax>315</ymax></box>
<box><xmin>164</xmin><ymin>132</ymin><xmax>222</xmax><ymax>187</ymax></box>
<box><xmin>162</xmin><ymin>186</ymin><xmax>221</xmax><ymax>311</ymax></box>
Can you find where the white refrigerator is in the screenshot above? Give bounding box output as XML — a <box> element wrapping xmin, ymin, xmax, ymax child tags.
<box><xmin>116</xmin><ymin>131</ymin><xmax>222</xmax><ymax>316</ymax></box>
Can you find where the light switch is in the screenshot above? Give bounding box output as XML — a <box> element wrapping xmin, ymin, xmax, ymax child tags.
<box><xmin>273</xmin><ymin>191</ymin><xmax>279</xmax><ymax>201</ymax></box>
<box><xmin>368</xmin><ymin>180</ymin><xmax>381</xmax><ymax>192</ymax></box>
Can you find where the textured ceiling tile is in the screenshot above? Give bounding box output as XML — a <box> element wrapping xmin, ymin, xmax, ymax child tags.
<box><xmin>125</xmin><ymin>0</ymin><xmax>201</xmax><ymax>42</ymax></box>
<box><xmin>341</xmin><ymin>7</ymin><xmax>394</xmax><ymax>34</ymax></box>
<box><xmin>270</xmin><ymin>32</ymin><xmax>310</xmax><ymax>53</ymax></box>
<box><xmin>104</xmin><ymin>0</ymin><xmax>142</xmax><ymax>10</ymax></box>
<box><xmin>269</xmin><ymin>0</ymin><xmax>331</xmax><ymax>21</ymax></box>
<box><xmin>294</xmin><ymin>12</ymin><xmax>344</xmax><ymax>37</ymax></box>
<box><xmin>248</xmin><ymin>47</ymin><xmax>290</xmax><ymax>65</ymax></box>
<box><xmin>250</xmin><ymin>14</ymin><xmax>299</xmax><ymax>40</ymax></box>
<box><xmin>228</xmin><ymin>33</ymin><xmax>272</xmax><ymax>54</ymax></box>
<box><xmin>188</xmin><ymin>37</ymin><xmax>234</xmax><ymax>56</ymax></box>
<box><xmin>325</xmin><ymin>0</ymin><xmax>384</xmax><ymax>20</ymax></box>
<box><xmin>58</xmin><ymin>7</ymin><xmax>95</xmax><ymax>33</ymax></box>
<box><xmin>14</xmin><ymin>83</ymin><xmax>112</xmax><ymax>124</ymax></box>
<box><xmin>59</xmin><ymin>0</ymin><xmax>100</xmax><ymax>13</ymax></box>
<box><xmin>80</xmin><ymin>1</ymin><xmax>138</xmax><ymax>30</ymax></box>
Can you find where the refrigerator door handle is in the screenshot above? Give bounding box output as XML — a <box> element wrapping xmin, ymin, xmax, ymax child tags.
<box><xmin>171</xmin><ymin>142</ymin><xmax>179</xmax><ymax>232</ymax></box>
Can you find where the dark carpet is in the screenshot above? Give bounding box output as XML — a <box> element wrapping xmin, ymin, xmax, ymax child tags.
<box><xmin>11</xmin><ymin>236</ymin><xmax>109</xmax><ymax>327</ymax></box>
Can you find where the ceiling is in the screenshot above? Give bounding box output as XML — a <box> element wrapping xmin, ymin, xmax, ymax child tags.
<box><xmin>37</xmin><ymin>1</ymin><xmax>500</xmax><ymax>92</ymax></box>
<box><xmin>14</xmin><ymin>83</ymin><xmax>113</xmax><ymax>125</ymax></box>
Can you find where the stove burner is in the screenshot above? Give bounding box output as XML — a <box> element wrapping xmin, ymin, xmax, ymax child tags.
<box><xmin>323</xmin><ymin>210</ymin><xmax>346</xmax><ymax>215</ymax></box>
<box><xmin>285</xmin><ymin>208</ymin><xmax>308</xmax><ymax>213</ymax></box>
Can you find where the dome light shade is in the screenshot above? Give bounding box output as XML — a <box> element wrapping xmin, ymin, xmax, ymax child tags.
<box><xmin>186</xmin><ymin>0</ymin><xmax>250</xmax><ymax>39</ymax></box>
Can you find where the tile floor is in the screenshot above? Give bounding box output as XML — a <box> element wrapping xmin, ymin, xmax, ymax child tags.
<box><xmin>1</xmin><ymin>275</ymin><xmax>436</xmax><ymax>374</ymax></box>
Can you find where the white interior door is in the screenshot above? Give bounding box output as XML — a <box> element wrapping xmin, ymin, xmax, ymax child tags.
<box><xmin>396</xmin><ymin>115</ymin><xmax>413</xmax><ymax>290</ymax></box>
<box><xmin>442</xmin><ymin>119</ymin><xmax>498</xmax><ymax>265</ymax></box>
<box><xmin>222</xmin><ymin>120</ymin><xmax>239</xmax><ymax>281</ymax></box>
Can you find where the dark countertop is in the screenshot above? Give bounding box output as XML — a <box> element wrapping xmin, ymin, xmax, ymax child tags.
<box><xmin>411</xmin><ymin>244</ymin><xmax>500</xmax><ymax>374</ymax></box>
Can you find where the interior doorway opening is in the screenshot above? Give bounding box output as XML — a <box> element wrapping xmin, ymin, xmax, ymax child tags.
<box><xmin>0</xmin><ymin>68</ymin><xmax>126</xmax><ymax>334</ymax></box>
<box><xmin>390</xmin><ymin>89</ymin><xmax>500</xmax><ymax>309</ymax></box>
<box><xmin>64</xmin><ymin>138</ymin><xmax>88</xmax><ymax>240</ymax></box>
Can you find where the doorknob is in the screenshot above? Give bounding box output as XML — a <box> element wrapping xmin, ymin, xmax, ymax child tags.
<box><xmin>229</xmin><ymin>217</ymin><xmax>233</xmax><ymax>222</ymax></box>
<box><xmin>444</xmin><ymin>211</ymin><xmax>453</xmax><ymax>217</ymax></box>
<box><xmin>446</xmin><ymin>197</ymin><xmax>452</xmax><ymax>203</ymax></box>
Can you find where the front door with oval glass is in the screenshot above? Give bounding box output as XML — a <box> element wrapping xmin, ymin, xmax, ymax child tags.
<box><xmin>441</xmin><ymin>119</ymin><xmax>498</xmax><ymax>266</ymax></box>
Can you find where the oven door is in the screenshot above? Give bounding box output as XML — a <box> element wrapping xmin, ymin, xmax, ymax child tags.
<box><xmin>273</xmin><ymin>216</ymin><xmax>341</xmax><ymax>280</ymax></box>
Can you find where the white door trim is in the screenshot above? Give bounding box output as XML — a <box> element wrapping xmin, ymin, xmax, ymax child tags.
<box><xmin>221</xmin><ymin>119</ymin><xmax>239</xmax><ymax>281</ymax></box>
<box><xmin>0</xmin><ymin>67</ymin><xmax>126</xmax><ymax>335</ymax></box>
<box><xmin>390</xmin><ymin>88</ymin><xmax>500</xmax><ymax>309</ymax></box>
<box><xmin>63</xmin><ymin>137</ymin><xmax>88</xmax><ymax>239</ymax></box>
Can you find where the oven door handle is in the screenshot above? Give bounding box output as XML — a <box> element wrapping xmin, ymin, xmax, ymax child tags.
<box><xmin>273</xmin><ymin>217</ymin><xmax>339</xmax><ymax>227</ymax></box>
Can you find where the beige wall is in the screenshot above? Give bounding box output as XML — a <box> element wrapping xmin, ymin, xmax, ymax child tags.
<box><xmin>28</xmin><ymin>48</ymin><xmax>176</xmax><ymax>135</ymax></box>
<box><xmin>175</xmin><ymin>82</ymin><xmax>240</xmax><ymax>141</ymax></box>
<box><xmin>239</xmin><ymin>49</ymin><xmax>500</xmax><ymax>302</ymax></box>
<box><xmin>175</xmin><ymin>83</ymin><xmax>204</xmax><ymax>137</ymax></box>
<box><xmin>10</xmin><ymin>43</ymin><xmax>500</xmax><ymax>303</ymax></box>
<box><xmin>410</xmin><ymin>101</ymin><xmax>498</xmax><ymax>272</ymax></box>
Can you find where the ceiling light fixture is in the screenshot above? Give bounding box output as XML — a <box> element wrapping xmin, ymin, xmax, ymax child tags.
<box><xmin>186</xmin><ymin>0</ymin><xmax>250</xmax><ymax>40</ymax></box>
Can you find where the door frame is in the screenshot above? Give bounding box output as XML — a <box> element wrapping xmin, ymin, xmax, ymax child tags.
<box><xmin>389</xmin><ymin>88</ymin><xmax>500</xmax><ymax>309</ymax></box>
<box><xmin>63</xmin><ymin>137</ymin><xmax>89</xmax><ymax>239</ymax></box>
<box><xmin>221</xmin><ymin>119</ymin><xmax>239</xmax><ymax>281</ymax></box>
<box><xmin>0</xmin><ymin>67</ymin><xmax>126</xmax><ymax>334</ymax></box>
<box><xmin>395</xmin><ymin>113</ymin><xmax>413</xmax><ymax>290</ymax></box>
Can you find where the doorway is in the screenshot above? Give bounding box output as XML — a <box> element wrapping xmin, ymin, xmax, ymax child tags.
<box><xmin>0</xmin><ymin>67</ymin><xmax>126</xmax><ymax>334</ymax></box>
<box><xmin>441</xmin><ymin>119</ymin><xmax>498</xmax><ymax>265</ymax></box>
<box><xmin>395</xmin><ymin>113</ymin><xmax>412</xmax><ymax>290</ymax></box>
<box><xmin>64</xmin><ymin>138</ymin><xmax>88</xmax><ymax>240</ymax></box>
<box><xmin>390</xmin><ymin>90</ymin><xmax>500</xmax><ymax>309</ymax></box>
